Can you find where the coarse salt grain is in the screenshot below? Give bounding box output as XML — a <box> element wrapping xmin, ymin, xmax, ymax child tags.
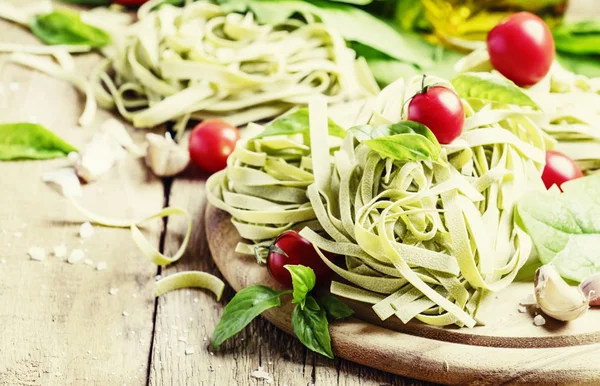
<box><xmin>519</xmin><ymin>294</ymin><xmax>536</xmax><ymax>306</ymax></box>
<box><xmin>0</xmin><ymin>258</ymin><xmax>7</xmax><ymax>264</ymax></box>
<box><xmin>28</xmin><ymin>247</ymin><xmax>46</xmax><ymax>261</ymax></box>
<box><xmin>155</xmin><ymin>275</ymin><xmax>162</xmax><ymax>281</ymax></box>
<box><xmin>53</xmin><ymin>244</ymin><xmax>67</xmax><ymax>258</ymax></box>
<box><xmin>109</xmin><ymin>288</ymin><xmax>119</xmax><ymax>295</ymax></box>
<box><xmin>97</xmin><ymin>261</ymin><xmax>107</xmax><ymax>271</ymax></box>
<box><xmin>79</xmin><ymin>222</ymin><xmax>94</xmax><ymax>239</ymax></box>
<box><xmin>518</xmin><ymin>305</ymin><xmax>527</xmax><ymax>313</ymax></box>
<box><xmin>185</xmin><ymin>347</ymin><xmax>195</xmax><ymax>355</ymax></box>
<box><xmin>250</xmin><ymin>367</ymin><xmax>272</xmax><ymax>381</ymax></box>
<box><xmin>68</xmin><ymin>249</ymin><xmax>85</xmax><ymax>264</ymax></box>
<box><xmin>122</xmin><ymin>311</ymin><xmax>129</xmax><ymax>317</ymax></box>
<box><xmin>533</xmin><ymin>314</ymin><xmax>546</xmax><ymax>326</ymax></box>
<box><xmin>84</xmin><ymin>259</ymin><xmax>94</xmax><ymax>266</ymax></box>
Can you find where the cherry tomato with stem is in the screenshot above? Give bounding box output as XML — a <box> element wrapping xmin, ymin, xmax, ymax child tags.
<box><xmin>541</xmin><ymin>150</ymin><xmax>583</xmax><ymax>190</ymax></box>
<box><xmin>487</xmin><ymin>12</ymin><xmax>555</xmax><ymax>87</ymax></box>
<box><xmin>188</xmin><ymin>119</ymin><xmax>240</xmax><ymax>173</ymax></box>
<box><xmin>263</xmin><ymin>230</ymin><xmax>333</xmax><ymax>288</ymax></box>
<box><xmin>407</xmin><ymin>82</ymin><xmax>465</xmax><ymax>145</ymax></box>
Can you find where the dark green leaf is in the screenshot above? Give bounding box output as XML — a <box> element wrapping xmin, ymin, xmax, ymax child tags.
<box><xmin>0</xmin><ymin>123</ymin><xmax>78</xmax><ymax>161</ymax></box>
<box><xmin>211</xmin><ymin>285</ymin><xmax>290</xmax><ymax>349</ymax></box>
<box><xmin>394</xmin><ymin>0</ymin><xmax>431</xmax><ymax>32</ymax></box>
<box><xmin>349</xmin><ymin>121</ymin><xmax>441</xmax><ymax>162</ymax></box>
<box><xmin>254</xmin><ymin>108</ymin><xmax>346</xmax><ymax>139</ymax></box>
<box><xmin>451</xmin><ymin>72</ymin><xmax>539</xmax><ymax>108</ymax></box>
<box><xmin>318</xmin><ymin>295</ymin><xmax>354</xmax><ymax>319</ymax></box>
<box><xmin>31</xmin><ymin>10</ymin><xmax>111</xmax><ymax>48</ymax></box>
<box><xmin>557</xmin><ymin>52</ymin><xmax>600</xmax><ymax>78</ymax></box>
<box><xmin>326</xmin><ymin>0</ymin><xmax>373</xmax><ymax>4</ymax></box>
<box><xmin>516</xmin><ymin>175</ymin><xmax>600</xmax><ymax>283</ymax></box>
<box><xmin>285</xmin><ymin>265</ymin><xmax>316</xmax><ymax>309</ymax></box>
<box><xmin>291</xmin><ymin>295</ymin><xmax>334</xmax><ymax>358</ymax></box>
<box><xmin>554</xmin><ymin>20</ymin><xmax>600</xmax><ymax>56</ymax></box>
<box><xmin>58</xmin><ymin>0</ymin><xmax>110</xmax><ymax>5</ymax></box>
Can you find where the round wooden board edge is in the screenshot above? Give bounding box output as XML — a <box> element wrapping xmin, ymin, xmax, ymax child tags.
<box><xmin>205</xmin><ymin>203</ymin><xmax>600</xmax><ymax>385</ymax></box>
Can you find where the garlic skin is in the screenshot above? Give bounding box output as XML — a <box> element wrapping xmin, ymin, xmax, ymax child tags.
<box><xmin>145</xmin><ymin>133</ymin><xmax>189</xmax><ymax>177</ymax></box>
<box><xmin>534</xmin><ymin>265</ymin><xmax>588</xmax><ymax>322</ymax></box>
<box><xmin>579</xmin><ymin>273</ymin><xmax>600</xmax><ymax>306</ymax></box>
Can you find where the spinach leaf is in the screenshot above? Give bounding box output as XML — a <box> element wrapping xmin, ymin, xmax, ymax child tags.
<box><xmin>211</xmin><ymin>285</ymin><xmax>291</xmax><ymax>349</ymax></box>
<box><xmin>318</xmin><ymin>295</ymin><xmax>354</xmax><ymax>319</ymax></box>
<box><xmin>0</xmin><ymin>123</ymin><xmax>77</xmax><ymax>161</ymax></box>
<box><xmin>451</xmin><ymin>72</ymin><xmax>539</xmax><ymax>108</ymax></box>
<box><xmin>31</xmin><ymin>10</ymin><xmax>111</xmax><ymax>48</ymax></box>
<box><xmin>285</xmin><ymin>265</ymin><xmax>316</xmax><ymax>309</ymax></box>
<box><xmin>554</xmin><ymin>21</ymin><xmax>600</xmax><ymax>56</ymax></box>
<box><xmin>219</xmin><ymin>0</ymin><xmax>431</xmax><ymax>67</ymax></box>
<box><xmin>254</xmin><ymin>108</ymin><xmax>346</xmax><ymax>139</ymax></box>
<box><xmin>516</xmin><ymin>175</ymin><xmax>600</xmax><ymax>283</ymax></box>
<box><xmin>349</xmin><ymin>121</ymin><xmax>441</xmax><ymax>162</ymax></box>
<box><xmin>291</xmin><ymin>295</ymin><xmax>334</xmax><ymax>358</ymax></box>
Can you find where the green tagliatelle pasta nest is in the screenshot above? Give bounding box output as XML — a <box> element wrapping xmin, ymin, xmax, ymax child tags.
<box><xmin>89</xmin><ymin>1</ymin><xmax>378</xmax><ymax>136</ymax></box>
<box><xmin>207</xmin><ymin>75</ymin><xmax>549</xmax><ymax>328</ymax></box>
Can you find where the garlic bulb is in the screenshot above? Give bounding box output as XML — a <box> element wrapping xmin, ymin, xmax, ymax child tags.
<box><xmin>534</xmin><ymin>265</ymin><xmax>588</xmax><ymax>322</ymax></box>
<box><xmin>579</xmin><ymin>273</ymin><xmax>600</xmax><ymax>306</ymax></box>
<box><xmin>145</xmin><ymin>133</ymin><xmax>189</xmax><ymax>177</ymax></box>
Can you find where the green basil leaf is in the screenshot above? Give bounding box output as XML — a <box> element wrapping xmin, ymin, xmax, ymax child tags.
<box><xmin>211</xmin><ymin>285</ymin><xmax>290</xmax><ymax>349</ymax></box>
<box><xmin>219</xmin><ymin>0</ymin><xmax>431</xmax><ymax>67</ymax></box>
<box><xmin>318</xmin><ymin>295</ymin><xmax>354</xmax><ymax>320</ymax></box>
<box><xmin>31</xmin><ymin>10</ymin><xmax>111</xmax><ymax>48</ymax></box>
<box><xmin>0</xmin><ymin>123</ymin><xmax>77</xmax><ymax>161</ymax></box>
<box><xmin>556</xmin><ymin>52</ymin><xmax>600</xmax><ymax>78</ymax></box>
<box><xmin>554</xmin><ymin>20</ymin><xmax>600</xmax><ymax>56</ymax></box>
<box><xmin>349</xmin><ymin>121</ymin><xmax>441</xmax><ymax>162</ymax></box>
<box><xmin>451</xmin><ymin>72</ymin><xmax>539</xmax><ymax>108</ymax></box>
<box><xmin>284</xmin><ymin>264</ymin><xmax>316</xmax><ymax>309</ymax></box>
<box><xmin>291</xmin><ymin>296</ymin><xmax>334</xmax><ymax>358</ymax></box>
<box><xmin>254</xmin><ymin>108</ymin><xmax>346</xmax><ymax>139</ymax></box>
<box><xmin>516</xmin><ymin>175</ymin><xmax>600</xmax><ymax>283</ymax></box>
<box><xmin>326</xmin><ymin>0</ymin><xmax>373</xmax><ymax>5</ymax></box>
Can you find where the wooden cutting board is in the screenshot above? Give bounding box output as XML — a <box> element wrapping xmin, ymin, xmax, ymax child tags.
<box><xmin>205</xmin><ymin>204</ymin><xmax>600</xmax><ymax>385</ymax></box>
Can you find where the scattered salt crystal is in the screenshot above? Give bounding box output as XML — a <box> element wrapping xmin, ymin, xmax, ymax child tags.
<box><xmin>28</xmin><ymin>247</ymin><xmax>46</xmax><ymax>261</ymax></box>
<box><xmin>519</xmin><ymin>294</ymin><xmax>537</xmax><ymax>306</ymax></box>
<box><xmin>122</xmin><ymin>311</ymin><xmax>129</xmax><ymax>317</ymax></box>
<box><xmin>1</xmin><ymin>258</ymin><xmax>7</xmax><ymax>264</ymax></box>
<box><xmin>193</xmin><ymin>298</ymin><xmax>199</xmax><ymax>304</ymax></box>
<box><xmin>8</xmin><ymin>82</ymin><xmax>20</xmax><ymax>91</ymax></box>
<box><xmin>79</xmin><ymin>222</ymin><xmax>94</xmax><ymax>239</ymax></box>
<box><xmin>84</xmin><ymin>259</ymin><xmax>94</xmax><ymax>266</ymax></box>
<box><xmin>132</xmin><ymin>293</ymin><xmax>137</xmax><ymax>298</ymax></box>
<box><xmin>97</xmin><ymin>261</ymin><xmax>107</xmax><ymax>271</ymax></box>
<box><xmin>268</xmin><ymin>361</ymin><xmax>273</xmax><ymax>365</ymax></box>
<box><xmin>68</xmin><ymin>249</ymin><xmax>85</xmax><ymax>264</ymax></box>
<box><xmin>533</xmin><ymin>315</ymin><xmax>546</xmax><ymax>326</ymax></box>
<box><xmin>53</xmin><ymin>244</ymin><xmax>67</xmax><ymax>258</ymax></box>
<box><xmin>250</xmin><ymin>367</ymin><xmax>272</xmax><ymax>381</ymax></box>
<box><xmin>43</xmin><ymin>167</ymin><xmax>83</xmax><ymax>197</ymax></box>
<box><xmin>185</xmin><ymin>347</ymin><xmax>195</xmax><ymax>355</ymax></box>
<box><xmin>155</xmin><ymin>275</ymin><xmax>162</xmax><ymax>281</ymax></box>
<box><xmin>209</xmin><ymin>352</ymin><xmax>214</xmax><ymax>356</ymax></box>
<box><xmin>518</xmin><ymin>305</ymin><xmax>527</xmax><ymax>313</ymax></box>
<box><xmin>203</xmin><ymin>337</ymin><xmax>207</xmax><ymax>342</ymax></box>
<box><xmin>109</xmin><ymin>288</ymin><xmax>119</xmax><ymax>295</ymax></box>
<box><xmin>87</xmin><ymin>350</ymin><xmax>92</xmax><ymax>354</ymax></box>
<box><xmin>14</xmin><ymin>232</ymin><xmax>22</xmax><ymax>238</ymax></box>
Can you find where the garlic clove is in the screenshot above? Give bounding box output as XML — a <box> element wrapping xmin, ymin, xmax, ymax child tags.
<box><xmin>75</xmin><ymin>133</ymin><xmax>124</xmax><ymax>182</ymax></box>
<box><xmin>534</xmin><ymin>265</ymin><xmax>588</xmax><ymax>322</ymax></box>
<box><xmin>579</xmin><ymin>272</ymin><xmax>600</xmax><ymax>306</ymax></box>
<box><xmin>145</xmin><ymin>133</ymin><xmax>189</xmax><ymax>177</ymax></box>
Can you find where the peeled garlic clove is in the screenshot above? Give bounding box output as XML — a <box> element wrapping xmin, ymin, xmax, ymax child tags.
<box><xmin>534</xmin><ymin>265</ymin><xmax>588</xmax><ymax>322</ymax></box>
<box><xmin>145</xmin><ymin>133</ymin><xmax>189</xmax><ymax>177</ymax></box>
<box><xmin>579</xmin><ymin>273</ymin><xmax>600</xmax><ymax>306</ymax></box>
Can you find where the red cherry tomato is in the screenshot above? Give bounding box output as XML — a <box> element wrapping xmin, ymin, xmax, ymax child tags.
<box><xmin>487</xmin><ymin>12</ymin><xmax>555</xmax><ymax>87</ymax></box>
<box><xmin>407</xmin><ymin>85</ymin><xmax>464</xmax><ymax>145</ymax></box>
<box><xmin>188</xmin><ymin>119</ymin><xmax>240</xmax><ymax>173</ymax></box>
<box><xmin>113</xmin><ymin>0</ymin><xmax>149</xmax><ymax>5</ymax></box>
<box><xmin>267</xmin><ymin>231</ymin><xmax>333</xmax><ymax>288</ymax></box>
<box><xmin>542</xmin><ymin>150</ymin><xmax>583</xmax><ymax>190</ymax></box>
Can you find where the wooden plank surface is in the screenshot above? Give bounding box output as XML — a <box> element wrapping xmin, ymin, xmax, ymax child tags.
<box><xmin>0</xmin><ymin>16</ymin><xmax>164</xmax><ymax>386</ymax></box>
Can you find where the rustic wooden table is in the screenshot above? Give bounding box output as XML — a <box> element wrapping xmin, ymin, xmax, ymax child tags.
<box><xmin>0</xmin><ymin>6</ymin><xmax>428</xmax><ymax>386</ymax></box>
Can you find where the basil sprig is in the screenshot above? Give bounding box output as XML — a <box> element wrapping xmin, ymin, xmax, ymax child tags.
<box><xmin>211</xmin><ymin>265</ymin><xmax>353</xmax><ymax>358</ymax></box>
<box><xmin>0</xmin><ymin>122</ymin><xmax>77</xmax><ymax>160</ymax></box>
<box><xmin>254</xmin><ymin>108</ymin><xmax>346</xmax><ymax>140</ymax></box>
<box><xmin>31</xmin><ymin>10</ymin><xmax>111</xmax><ymax>48</ymax></box>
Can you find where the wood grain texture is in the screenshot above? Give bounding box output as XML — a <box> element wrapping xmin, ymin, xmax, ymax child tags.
<box><xmin>150</xmin><ymin>170</ymin><xmax>426</xmax><ymax>386</ymax></box>
<box><xmin>206</xmin><ymin>204</ymin><xmax>600</xmax><ymax>385</ymax></box>
<box><xmin>0</xmin><ymin>15</ymin><xmax>163</xmax><ymax>386</ymax></box>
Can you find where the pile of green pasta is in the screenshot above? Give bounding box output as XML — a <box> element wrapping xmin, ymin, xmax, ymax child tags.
<box><xmin>207</xmin><ymin>74</ymin><xmax>551</xmax><ymax>328</ymax></box>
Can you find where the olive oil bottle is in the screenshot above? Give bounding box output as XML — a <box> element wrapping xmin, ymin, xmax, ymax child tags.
<box><xmin>421</xmin><ymin>0</ymin><xmax>568</xmax><ymax>42</ymax></box>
